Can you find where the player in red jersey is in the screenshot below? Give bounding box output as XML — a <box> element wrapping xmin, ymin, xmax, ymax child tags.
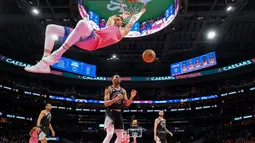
<box><xmin>121</xmin><ymin>130</ymin><xmax>130</xmax><ymax>143</ymax></box>
<box><xmin>29</xmin><ymin>127</ymin><xmax>40</xmax><ymax>143</ymax></box>
<box><xmin>25</xmin><ymin>1</ymin><xmax>146</xmax><ymax>74</ymax></box>
<box><xmin>195</xmin><ymin>58</ymin><xmax>201</xmax><ymax>68</ymax></box>
<box><xmin>202</xmin><ymin>56</ymin><xmax>209</xmax><ymax>66</ymax></box>
<box><xmin>188</xmin><ymin>59</ymin><xmax>194</xmax><ymax>70</ymax></box>
<box><xmin>182</xmin><ymin>62</ymin><xmax>188</xmax><ymax>72</ymax></box>
<box><xmin>209</xmin><ymin>53</ymin><xmax>216</xmax><ymax>64</ymax></box>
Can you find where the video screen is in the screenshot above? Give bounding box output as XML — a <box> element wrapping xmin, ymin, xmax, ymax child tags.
<box><xmin>170</xmin><ymin>52</ymin><xmax>217</xmax><ymax>76</ymax></box>
<box><xmin>52</xmin><ymin>57</ymin><xmax>96</xmax><ymax>77</ymax></box>
<box><xmin>84</xmin><ymin>0</ymin><xmax>179</xmax><ymax>38</ymax></box>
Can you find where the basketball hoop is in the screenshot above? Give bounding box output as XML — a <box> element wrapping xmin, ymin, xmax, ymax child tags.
<box><xmin>120</xmin><ymin>0</ymin><xmax>148</xmax><ymax>24</ymax></box>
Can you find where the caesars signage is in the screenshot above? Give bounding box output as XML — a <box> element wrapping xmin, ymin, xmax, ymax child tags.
<box><xmin>150</xmin><ymin>76</ymin><xmax>175</xmax><ymax>81</ymax></box>
<box><xmin>81</xmin><ymin>76</ymin><xmax>107</xmax><ymax>81</ymax></box>
<box><xmin>5</xmin><ymin>58</ymin><xmax>31</xmax><ymax>68</ymax></box>
<box><xmin>222</xmin><ymin>60</ymin><xmax>253</xmax><ymax>72</ymax></box>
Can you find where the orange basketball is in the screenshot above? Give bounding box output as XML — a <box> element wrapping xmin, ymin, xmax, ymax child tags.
<box><xmin>142</xmin><ymin>49</ymin><xmax>156</xmax><ymax>63</ymax></box>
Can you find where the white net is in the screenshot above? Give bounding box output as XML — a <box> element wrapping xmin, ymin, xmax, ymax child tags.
<box><xmin>120</xmin><ymin>0</ymin><xmax>147</xmax><ymax>24</ymax></box>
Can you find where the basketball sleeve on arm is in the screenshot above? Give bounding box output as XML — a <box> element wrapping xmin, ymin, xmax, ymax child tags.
<box><xmin>78</xmin><ymin>0</ymin><xmax>88</xmax><ymax>20</ymax></box>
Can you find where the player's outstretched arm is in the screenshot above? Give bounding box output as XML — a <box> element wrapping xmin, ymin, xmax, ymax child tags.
<box><xmin>78</xmin><ymin>0</ymin><xmax>88</xmax><ymax>20</ymax></box>
<box><xmin>124</xmin><ymin>89</ymin><xmax>137</xmax><ymax>107</ymax></box>
<box><xmin>121</xmin><ymin>7</ymin><xmax>146</xmax><ymax>36</ymax></box>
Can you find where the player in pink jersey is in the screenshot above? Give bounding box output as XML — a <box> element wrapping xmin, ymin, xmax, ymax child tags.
<box><xmin>121</xmin><ymin>130</ymin><xmax>130</xmax><ymax>143</ymax></box>
<box><xmin>121</xmin><ymin>130</ymin><xmax>137</xmax><ymax>143</ymax></box>
<box><xmin>25</xmin><ymin>0</ymin><xmax>146</xmax><ymax>74</ymax></box>
<box><xmin>29</xmin><ymin>127</ymin><xmax>40</xmax><ymax>143</ymax></box>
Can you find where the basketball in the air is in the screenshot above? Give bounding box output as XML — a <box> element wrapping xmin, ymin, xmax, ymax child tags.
<box><xmin>142</xmin><ymin>49</ymin><xmax>156</xmax><ymax>63</ymax></box>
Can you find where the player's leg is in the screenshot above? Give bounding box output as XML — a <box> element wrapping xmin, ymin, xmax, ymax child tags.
<box><xmin>157</xmin><ymin>135</ymin><xmax>167</xmax><ymax>143</ymax></box>
<box><xmin>43</xmin><ymin>19</ymin><xmax>93</xmax><ymax>65</ymax></box>
<box><xmin>103</xmin><ymin>111</ymin><xmax>115</xmax><ymax>143</ymax></box>
<box><xmin>114</xmin><ymin>111</ymin><xmax>124</xmax><ymax>143</ymax></box>
<box><xmin>103</xmin><ymin>125</ymin><xmax>115</xmax><ymax>143</ymax></box>
<box><xmin>24</xmin><ymin>24</ymin><xmax>67</xmax><ymax>73</ymax></box>
<box><xmin>38</xmin><ymin>129</ymin><xmax>48</xmax><ymax>143</ymax></box>
<box><xmin>114</xmin><ymin>129</ymin><xmax>123</xmax><ymax>143</ymax></box>
<box><xmin>43</xmin><ymin>24</ymin><xmax>66</xmax><ymax>58</ymax></box>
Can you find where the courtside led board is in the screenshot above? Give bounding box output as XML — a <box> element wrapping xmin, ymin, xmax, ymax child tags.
<box><xmin>52</xmin><ymin>57</ymin><xmax>96</xmax><ymax>77</ymax></box>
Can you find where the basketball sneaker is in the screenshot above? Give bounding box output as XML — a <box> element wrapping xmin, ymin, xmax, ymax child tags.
<box><xmin>24</xmin><ymin>60</ymin><xmax>50</xmax><ymax>74</ymax></box>
<box><xmin>42</xmin><ymin>51</ymin><xmax>61</xmax><ymax>65</ymax></box>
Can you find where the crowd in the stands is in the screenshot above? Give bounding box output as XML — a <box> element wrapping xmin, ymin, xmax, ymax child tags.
<box><xmin>0</xmin><ymin>72</ymin><xmax>254</xmax><ymax>101</ymax></box>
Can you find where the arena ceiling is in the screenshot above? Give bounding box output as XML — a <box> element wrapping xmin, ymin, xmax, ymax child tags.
<box><xmin>0</xmin><ymin>0</ymin><xmax>254</xmax><ymax>76</ymax></box>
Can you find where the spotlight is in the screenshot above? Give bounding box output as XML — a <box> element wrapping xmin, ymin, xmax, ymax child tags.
<box><xmin>28</xmin><ymin>1</ymin><xmax>33</xmax><ymax>4</ymax></box>
<box><xmin>226</xmin><ymin>6</ymin><xmax>233</xmax><ymax>11</ymax></box>
<box><xmin>32</xmin><ymin>8</ymin><xmax>39</xmax><ymax>15</ymax></box>
<box><xmin>112</xmin><ymin>55</ymin><xmax>116</xmax><ymax>59</ymax></box>
<box><xmin>207</xmin><ymin>31</ymin><xmax>216</xmax><ymax>39</ymax></box>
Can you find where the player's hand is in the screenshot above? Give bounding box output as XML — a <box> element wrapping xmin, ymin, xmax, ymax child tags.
<box><xmin>123</xmin><ymin>11</ymin><xmax>132</xmax><ymax>18</ymax></box>
<box><xmin>114</xmin><ymin>94</ymin><xmax>123</xmax><ymax>102</ymax></box>
<box><xmin>36</xmin><ymin>127</ymin><xmax>41</xmax><ymax>132</ymax></box>
<box><xmin>169</xmin><ymin>132</ymin><xmax>173</xmax><ymax>137</ymax></box>
<box><xmin>154</xmin><ymin>136</ymin><xmax>158</xmax><ymax>142</ymax></box>
<box><xmin>52</xmin><ymin>130</ymin><xmax>55</xmax><ymax>137</ymax></box>
<box><xmin>131</xmin><ymin>90</ymin><xmax>137</xmax><ymax>98</ymax></box>
<box><xmin>141</xmin><ymin>6</ymin><xmax>146</xmax><ymax>14</ymax></box>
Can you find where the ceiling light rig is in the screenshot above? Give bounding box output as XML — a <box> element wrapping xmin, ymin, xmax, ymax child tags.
<box><xmin>107</xmin><ymin>55</ymin><xmax>119</xmax><ymax>60</ymax></box>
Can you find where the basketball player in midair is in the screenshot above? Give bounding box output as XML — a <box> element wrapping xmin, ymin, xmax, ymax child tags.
<box><xmin>37</xmin><ymin>103</ymin><xmax>55</xmax><ymax>143</ymax></box>
<box><xmin>103</xmin><ymin>74</ymin><xmax>137</xmax><ymax>143</ymax></box>
<box><xmin>25</xmin><ymin>1</ymin><xmax>146</xmax><ymax>73</ymax></box>
<box><xmin>154</xmin><ymin>111</ymin><xmax>173</xmax><ymax>143</ymax></box>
